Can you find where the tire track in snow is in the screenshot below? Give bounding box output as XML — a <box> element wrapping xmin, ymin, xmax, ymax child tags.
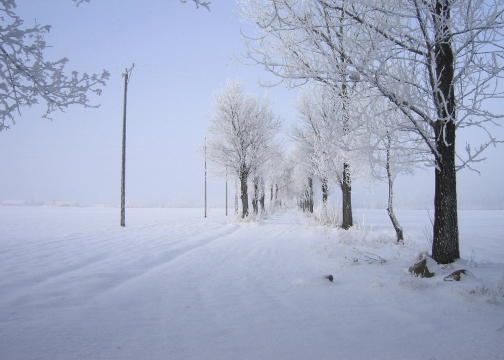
<box><xmin>154</xmin><ymin>210</ymin><xmax>335</xmax><ymax>359</ymax></box>
<box><xmin>0</xmin><ymin>254</ymin><xmax>108</xmax><ymax>296</ymax></box>
<box><xmin>89</xmin><ymin>223</ymin><xmax>241</xmax><ymax>300</ymax></box>
<box><xmin>0</xmin><ymin>222</ymin><xmax>240</xmax><ymax>311</ymax></box>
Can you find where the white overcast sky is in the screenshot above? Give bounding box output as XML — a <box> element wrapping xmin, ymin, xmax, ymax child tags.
<box><xmin>1</xmin><ymin>0</ymin><xmax>503</xmax><ymax>209</ymax></box>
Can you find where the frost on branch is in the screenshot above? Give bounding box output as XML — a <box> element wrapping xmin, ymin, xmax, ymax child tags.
<box><xmin>74</xmin><ymin>0</ymin><xmax>211</xmax><ymax>10</ymax></box>
<box><xmin>0</xmin><ymin>0</ymin><xmax>109</xmax><ymax>131</ymax></box>
<box><xmin>74</xmin><ymin>0</ymin><xmax>211</xmax><ymax>9</ymax></box>
<box><xmin>179</xmin><ymin>0</ymin><xmax>210</xmax><ymax>10</ymax></box>
<box><xmin>206</xmin><ymin>80</ymin><xmax>280</xmax><ymax>218</ymax></box>
<box><xmin>239</xmin><ymin>0</ymin><xmax>503</xmax><ymax>263</ymax></box>
<box><xmin>292</xmin><ymin>84</ymin><xmax>368</xmax><ymax>227</ymax></box>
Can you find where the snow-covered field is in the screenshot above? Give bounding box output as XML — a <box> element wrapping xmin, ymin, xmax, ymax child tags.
<box><xmin>1</xmin><ymin>206</ymin><xmax>503</xmax><ymax>360</ymax></box>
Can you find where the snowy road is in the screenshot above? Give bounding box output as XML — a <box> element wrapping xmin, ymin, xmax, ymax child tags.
<box><xmin>1</xmin><ymin>207</ymin><xmax>503</xmax><ymax>359</ymax></box>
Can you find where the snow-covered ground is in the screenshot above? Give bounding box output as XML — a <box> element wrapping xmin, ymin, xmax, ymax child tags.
<box><xmin>0</xmin><ymin>206</ymin><xmax>503</xmax><ymax>360</ymax></box>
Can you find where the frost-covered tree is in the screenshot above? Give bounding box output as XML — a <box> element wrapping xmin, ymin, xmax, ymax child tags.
<box><xmin>207</xmin><ymin>81</ymin><xmax>280</xmax><ymax>218</ymax></box>
<box><xmin>317</xmin><ymin>0</ymin><xmax>504</xmax><ymax>263</ymax></box>
<box><xmin>365</xmin><ymin>96</ymin><xmax>428</xmax><ymax>243</ymax></box>
<box><xmin>275</xmin><ymin>152</ymin><xmax>297</xmax><ymax>206</ymax></box>
<box><xmin>293</xmin><ymin>85</ymin><xmax>367</xmax><ymax>228</ymax></box>
<box><xmin>251</xmin><ymin>175</ymin><xmax>267</xmax><ymax>214</ymax></box>
<box><xmin>293</xmin><ymin>92</ymin><xmax>332</xmax><ymax>208</ymax></box>
<box><xmin>262</xmin><ymin>148</ymin><xmax>285</xmax><ymax>209</ymax></box>
<box><xmin>241</xmin><ymin>1</ymin><xmax>359</xmax><ymax>228</ymax></box>
<box><xmin>0</xmin><ymin>0</ymin><xmax>109</xmax><ymax>131</ymax></box>
<box><xmin>290</xmin><ymin>150</ymin><xmax>314</xmax><ymax>213</ymax></box>
<box><xmin>240</xmin><ymin>0</ymin><xmax>504</xmax><ymax>263</ymax></box>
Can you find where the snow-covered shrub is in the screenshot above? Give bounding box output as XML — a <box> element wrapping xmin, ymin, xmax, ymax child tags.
<box><xmin>465</xmin><ymin>272</ymin><xmax>504</xmax><ymax>305</ymax></box>
<box><xmin>313</xmin><ymin>204</ymin><xmax>340</xmax><ymax>227</ymax></box>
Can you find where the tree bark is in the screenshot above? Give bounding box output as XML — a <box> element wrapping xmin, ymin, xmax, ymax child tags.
<box><xmin>433</xmin><ymin>129</ymin><xmax>459</xmax><ymax>263</ymax></box>
<box><xmin>321</xmin><ymin>177</ymin><xmax>328</xmax><ymax>204</ymax></box>
<box><xmin>338</xmin><ymin>17</ymin><xmax>352</xmax><ymax>230</ymax></box>
<box><xmin>341</xmin><ymin>163</ymin><xmax>353</xmax><ymax>229</ymax></box>
<box><xmin>259</xmin><ymin>178</ymin><xmax>265</xmax><ymax>212</ymax></box>
<box><xmin>431</xmin><ymin>0</ymin><xmax>459</xmax><ymax>264</ymax></box>
<box><xmin>252</xmin><ymin>176</ymin><xmax>259</xmax><ymax>215</ymax></box>
<box><xmin>234</xmin><ymin>178</ymin><xmax>239</xmax><ymax>215</ymax></box>
<box><xmin>385</xmin><ymin>133</ymin><xmax>404</xmax><ymax>243</ymax></box>
<box><xmin>307</xmin><ymin>177</ymin><xmax>314</xmax><ymax>213</ymax></box>
<box><xmin>240</xmin><ymin>171</ymin><xmax>249</xmax><ymax>218</ymax></box>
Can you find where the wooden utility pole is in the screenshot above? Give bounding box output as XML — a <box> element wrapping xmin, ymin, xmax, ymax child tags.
<box><xmin>120</xmin><ymin>64</ymin><xmax>134</xmax><ymax>227</ymax></box>
<box><xmin>204</xmin><ymin>136</ymin><xmax>207</xmax><ymax>218</ymax></box>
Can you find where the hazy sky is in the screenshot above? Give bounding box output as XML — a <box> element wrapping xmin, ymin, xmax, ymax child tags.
<box><xmin>1</xmin><ymin>0</ymin><xmax>503</xmax><ymax>209</ymax></box>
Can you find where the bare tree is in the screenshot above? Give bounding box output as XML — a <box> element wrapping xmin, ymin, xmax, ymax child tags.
<box><xmin>0</xmin><ymin>0</ymin><xmax>109</xmax><ymax>131</ymax></box>
<box><xmin>240</xmin><ymin>0</ymin><xmax>504</xmax><ymax>263</ymax></box>
<box><xmin>207</xmin><ymin>81</ymin><xmax>280</xmax><ymax>218</ymax></box>
<box><xmin>317</xmin><ymin>0</ymin><xmax>503</xmax><ymax>263</ymax></box>
<box><xmin>293</xmin><ymin>92</ymin><xmax>332</xmax><ymax>209</ymax></box>
<box><xmin>293</xmin><ymin>85</ymin><xmax>367</xmax><ymax>227</ymax></box>
<box><xmin>291</xmin><ymin>159</ymin><xmax>314</xmax><ymax>213</ymax></box>
<box><xmin>241</xmin><ymin>1</ymin><xmax>361</xmax><ymax>228</ymax></box>
<box><xmin>364</xmin><ymin>95</ymin><xmax>429</xmax><ymax>243</ymax></box>
<box><xmin>262</xmin><ymin>149</ymin><xmax>285</xmax><ymax>210</ymax></box>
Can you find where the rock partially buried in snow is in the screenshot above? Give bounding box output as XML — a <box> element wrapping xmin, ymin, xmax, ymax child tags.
<box><xmin>325</xmin><ymin>274</ymin><xmax>334</xmax><ymax>282</ymax></box>
<box><xmin>408</xmin><ymin>258</ymin><xmax>435</xmax><ymax>278</ymax></box>
<box><xmin>443</xmin><ymin>269</ymin><xmax>467</xmax><ymax>281</ymax></box>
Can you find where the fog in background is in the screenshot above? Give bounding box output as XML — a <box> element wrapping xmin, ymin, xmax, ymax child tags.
<box><xmin>1</xmin><ymin>0</ymin><xmax>503</xmax><ymax>210</ymax></box>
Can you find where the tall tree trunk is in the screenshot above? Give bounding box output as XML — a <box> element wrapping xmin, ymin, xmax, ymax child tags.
<box><xmin>341</xmin><ymin>163</ymin><xmax>353</xmax><ymax>229</ymax></box>
<box><xmin>302</xmin><ymin>191</ymin><xmax>307</xmax><ymax>212</ymax></box>
<box><xmin>433</xmin><ymin>127</ymin><xmax>459</xmax><ymax>263</ymax></box>
<box><xmin>321</xmin><ymin>177</ymin><xmax>328</xmax><ymax>204</ymax></box>
<box><xmin>234</xmin><ymin>178</ymin><xmax>239</xmax><ymax>215</ymax></box>
<box><xmin>307</xmin><ymin>177</ymin><xmax>314</xmax><ymax>213</ymax></box>
<box><xmin>385</xmin><ymin>133</ymin><xmax>403</xmax><ymax>243</ymax></box>
<box><xmin>240</xmin><ymin>171</ymin><xmax>249</xmax><ymax>218</ymax></box>
<box><xmin>259</xmin><ymin>178</ymin><xmax>265</xmax><ymax>212</ymax></box>
<box><xmin>338</xmin><ymin>13</ymin><xmax>353</xmax><ymax>230</ymax></box>
<box><xmin>225</xmin><ymin>169</ymin><xmax>228</xmax><ymax>216</ymax></box>
<box><xmin>431</xmin><ymin>0</ymin><xmax>459</xmax><ymax>264</ymax></box>
<box><xmin>252</xmin><ymin>177</ymin><xmax>259</xmax><ymax>214</ymax></box>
